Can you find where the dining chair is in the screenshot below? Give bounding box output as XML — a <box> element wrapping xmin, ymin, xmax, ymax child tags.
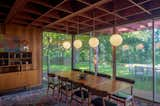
<box><xmin>71</xmin><ymin>83</ymin><xmax>90</xmax><ymax>106</ymax></box>
<box><xmin>90</xmin><ymin>88</ymin><xmax>117</xmax><ymax>106</ymax></box>
<box><xmin>47</xmin><ymin>73</ymin><xmax>59</xmax><ymax>95</ymax></box>
<box><xmin>58</xmin><ymin>76</ymin><xmax>74</xmax><ymax>104</ymax></box>
<box><xmin>110</xmin><ymin>77</ymin><xmax>135</xmax><ymax>106</ymax></box>
<box><xmin>97</xmin><ymin>73</ymin><xmax>111</xmax><ymax>79</ymax></box>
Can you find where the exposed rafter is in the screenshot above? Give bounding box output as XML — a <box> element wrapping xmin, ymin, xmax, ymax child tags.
<box><xmin>28</xmin><ymin>0</ymin><xmax>66</xmax><ymax>26</ymax></box>
<box><xmin>127</xmin><ymin>0</ymin><xmax>151</xmax><ymax>15</ymax></box>
<box><xmin>5</xmin><ymin>0</ymin><xmax>30</xmax><ymax>24</ymax></box>
<box><xmin>44</xmin><ymin>0</ymin><xmax>112</xmax><ymax>28</ymax></box>
<box><xmin>77</xmin><ymin>0</ymin><xmax>127</xmax><ymax>20</ymax></box>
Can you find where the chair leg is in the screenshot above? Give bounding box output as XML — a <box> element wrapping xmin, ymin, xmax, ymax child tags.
<box><xmin>88</xmin><ymin>92</ymin><xmax>91</xmax><ymax>106</ymax></box>
<box><xmin>47</xmin><ymin>85</ymin><xmax>49</xmax><ymax>94</ymax></box>
<box><xmin>102</xmin><ymin>97</ymin><xmax>105</xmax><ymax>106</ymax></box>
<box><xmin>132</xmin><ymin>97</ymin><xmax>135</xmax><ymax>106</ymax></box>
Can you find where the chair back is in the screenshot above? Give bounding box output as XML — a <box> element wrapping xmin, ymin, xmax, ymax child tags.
<box><xmin>48</xmin><ymin>73</ymin><xmax>56</xmax><ymax>77</ymax></box>
<box><xmin>116</xmin><ymin>77</ymin><xmax>135</xmax><ymax>84</ymax></box>
<box><xmin>84</xmin><ymin>70</ymin><xmax>94</xmax><ymax>75</ymax></box>
<box><xmin>47</xmin><ymin>73</ymin><xmax>58</xmax><ymax>84</ymax></box>
<box><xmin>72</xmin><ymin>68</ymin><xmax>81</xmax><ymax>72</ymax></box>
<box><xmin>97</xmin><ymin>73</ymin><xmax>111</xmax><ymax>79</ymax></box>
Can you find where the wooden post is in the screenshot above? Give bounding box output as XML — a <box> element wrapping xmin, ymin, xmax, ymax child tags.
<box><xmin>71</xmin><ymin>35</ymin><xmax>75</xmax><ymax>70</ymax></box>
<box><xmin>112</xmin><ymin>46</ymin><xmax>116</xmax><ymax>80</ymax></box>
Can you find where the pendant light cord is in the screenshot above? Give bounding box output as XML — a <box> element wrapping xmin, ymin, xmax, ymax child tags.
<box><xmin>77</xmin><ymin>16</ymin><xmax>80</xmax><ymax>35</ymax></box>
<box><xmin>113</xmin><ymin>0</ymin><xmax>116</xmax><ymax>34</ymax></box>
<box><xmin>93</xmin><ymin>11</ymin><xmax>95</xmax><ymax>36</ymax></box>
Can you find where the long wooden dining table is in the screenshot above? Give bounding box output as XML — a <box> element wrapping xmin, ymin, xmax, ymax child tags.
<box><xmin>52</xmin><ymin>71</ymin><xmax>133</xmax><ymax>95</ymax></box>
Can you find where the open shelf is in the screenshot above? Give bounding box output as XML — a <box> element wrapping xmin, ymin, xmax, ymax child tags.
<box><xmin>0</xmin><ymin>52</ymin><xmax>32</xmax><ymax>73</ymax></box>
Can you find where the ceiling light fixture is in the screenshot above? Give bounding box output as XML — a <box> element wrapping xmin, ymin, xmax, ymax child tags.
<box><xmin>73</xmin><ymin>16</ymin><xmax>82</xmax><ymax>49</ymax></box>
<box><xmin>89</xmin><ymin>11</ymin><xmax>99</xmax><ymax>48</ymax></box>
<box><xmin>63</xmin><ymin>24</ymin><xmax>71</xmax><ymax>50</ymax></box>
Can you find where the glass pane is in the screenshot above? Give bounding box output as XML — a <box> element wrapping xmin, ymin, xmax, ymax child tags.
<box><xmin>116</xmin><ymin>20</ymin><xmax>153</xmax><ymax>100</ymax></box>
<box><xmin>42</xmin><ymin>32</ymin><xmax>71</xmax><ymax>73</ymax></box>
<box><xmin>98</xmin><ymin>34</ymin><xmax>112</xmax><ymax>75</ymax></box>
<box><xmin>74</xmin><ymin>35</ymin><xmax>90</xmax><ymax>70</ymax></box>
<box><xmin>154</xmin><ymin>19</ymin><xmax>160</xmax><ymax>102</ymax></box>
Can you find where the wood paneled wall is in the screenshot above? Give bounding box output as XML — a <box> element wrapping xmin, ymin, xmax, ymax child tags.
<box><xmin>0</xmin><ymin>24</ymin><xmax>42</xmax><ymax>92</ymax></box>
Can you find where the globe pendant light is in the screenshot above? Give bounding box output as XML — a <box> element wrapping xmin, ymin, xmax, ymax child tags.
<box><xmin>63</xmin><ymin>41</ymin><xmax>71</xmax><ymax>50</ymax></box>
<box><xmin>89</xmin><ymin>37</ymin><xmax>99</xmax><ymax>48</ymax></box>
<box><xmin>109</xmin><ymin>17</ymin><xmax>123</xmax><ymax>47</ymax></box>
<box><xmin>74</xmin><ymin>16</ymin><xmax>82</xmax><ymax>49</ymax></box>
<box><xmin>63</xmin><ymin>24</ymin><xmax>71</xmax><ymax>50</ymax></box>
<box><xmin>89</xmin><ymin>13</ymin><xmax>99</xmax><ymax>48</ymax></box>
<box><xmin>110</xmin><ymin>33</ymin><xmax>123</xmax><ymax>47</ymax></box>
<box><xmin>73</xmin><ymin>39</ymin><xmax>82</xmax><ymax>49</ymax></box>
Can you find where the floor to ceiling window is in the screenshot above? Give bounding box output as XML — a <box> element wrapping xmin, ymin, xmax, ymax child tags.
<box><xmin>43</xmin><ymin>32</ymin><xmax>71</xmax><ymax>73</ymax></box>
<box><xmin>154</xmin><ymin>19</ymin><xmax>160</xmax><ymax>102</ymax></box>
<box><xmin>98</xmin><ymin>34</ymin><xmax>112</xmax><ymax>75</ymax></box>
<box><xmin>73</xmin><ymin>35</ymin><xmax>91</xmax><ymax>71</ymax></box>
<box><xmin>116</xmin><ymin>20</ymin><xmax>153</xmax><ymax>100</ymax></box>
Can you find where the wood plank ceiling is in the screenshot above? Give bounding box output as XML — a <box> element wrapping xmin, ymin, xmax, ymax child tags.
<box><xmin>0</xmin><ymin>0</ymin><xmax>160</xmax><ymax>34</ymax></box>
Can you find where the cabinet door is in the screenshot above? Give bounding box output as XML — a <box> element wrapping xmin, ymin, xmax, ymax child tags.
<box><xmin>0</xmin><ymin>72</ymin><xmax>18</xmax><ymax>91</ymax></box>
<box><xmin>16</xmin><ymin>72</ymin><xmax>27</xmax><ymax>88</ymax></box>
<box><xmin>27</xmin><ymin>70</ymin><xmax>40</xmax><ymax>87</ymax></box>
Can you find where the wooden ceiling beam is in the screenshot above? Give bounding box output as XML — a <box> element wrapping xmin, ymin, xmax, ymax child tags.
<box><xmin>85</xmin><ymin>0</ymin><xmax>152</xmax><ymax>21</ymax></box>
<box><xmin>5</xmin><ymin>0</ymin><xmax>30</xmax><ymax>23</ymax></box>
<box><xmin>12</xmin><ymin>19</ymin><xmax>29</xmax><ymax>25</ymax></box>
<box><xmin>45</xmin><ymin>14</ymin><xmax>60</xmax><ymax>20</ymax></box>
<box><xmin>16</xmin><ymin>15</ymin><xmax>35</xmax><ymax>21</ymax></box>
<box><xmin>124</xmin><ymin>6</ymin><xmax>160</xmax><ymax>18</ymax></box>
<box><xmin>79</xmin><ymin>14</ymin><xmax>110</xmax><ymax>25</ymax></box>
<box><xmin>28</xmin><ymin>0</ymin><xmax>66</xmax><ymax>26</ymax></box>
<box><xmin>96</xmin><ymin>7</ymin><xmax>127</xmax><ymax>20</ymax></box>
<box><xmin>114</xmin><ymin>0</ymin><xmax>152</xmax><ymax>13</ymax></box>
<box><xmin>127</xmin><ymin>0</ymin><xmax>151</xmax><ymax>15</ymax></box>
<box><xmin>24</xmin><ymin>8</ymin><xmax>43</xmax><ymax>15</ymax></box>
<box><xmin>56</xmin><ymin>8</ymin><xmax>73</xmax><ymax>14</ymax></box>
<box><xmin>30</xmin><ymin>0</ymin><xmax>53</xmax><ymax>8</ymax></box>
<box><xmin>66</xmin><ymin>19</ymin><xmax>92</xmax><ymax>27</ymax></box>
<box><xmin>44</xmin><ymin>0</ymin><xmax>112</xmax><ymax>28</ymax></box>
<box><xmin>77</xmin><ymin>0</ymin><xmax>127</xmax><ymax>20</ymax></box>
<box><xmin>50</xmin><ymin>25</ymin><xmax>75</xmax><ymax>32</ymax></box>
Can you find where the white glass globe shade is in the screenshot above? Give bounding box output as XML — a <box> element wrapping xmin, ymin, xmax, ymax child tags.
<box><xmin>89</xmin><ymin>37</ymin><xmax>99</xmax><ymax>48</ymax></box>
<box><xmin>63</xmin><ymin>41</ymin><xmax>71</xmax><ymax>50</ymax></box>
<box><xmin>73</xmin><ymin>40</ymin><xmax>82</xmax><ymax>49</ymax></box>
<box><xmin>109</xmin><ymin>34</ymin><xmax>123</xmax><ymax>46</ymax></box>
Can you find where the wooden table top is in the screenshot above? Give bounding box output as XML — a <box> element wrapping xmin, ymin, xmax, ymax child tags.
<box><xmin>53</xmin><ymin>71</ymin><xmax>133</xmax><ymax>95</ymax></box>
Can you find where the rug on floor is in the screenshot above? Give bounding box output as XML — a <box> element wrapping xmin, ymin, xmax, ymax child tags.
<box><xmin>0</xmin><ymin>87</ymin><xmax>159</xmax><ymax>106</ymax></box>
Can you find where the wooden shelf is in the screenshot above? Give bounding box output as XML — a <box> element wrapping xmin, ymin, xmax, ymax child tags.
<box><xmin>0</xmin><ymin>52</ymin><xmax>32</xmax><ymax>72</ymax></box>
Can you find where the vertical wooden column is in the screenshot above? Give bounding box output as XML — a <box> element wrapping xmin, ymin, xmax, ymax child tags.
<box><xmin>71</xmin><ymin>35</ymin><xmax>75</xmax><ymax>70</ymax></box>
<box><xmin>112</xmin><ymin>46</ymin><xmax>116</xmax><ymax>80</ymax></box>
